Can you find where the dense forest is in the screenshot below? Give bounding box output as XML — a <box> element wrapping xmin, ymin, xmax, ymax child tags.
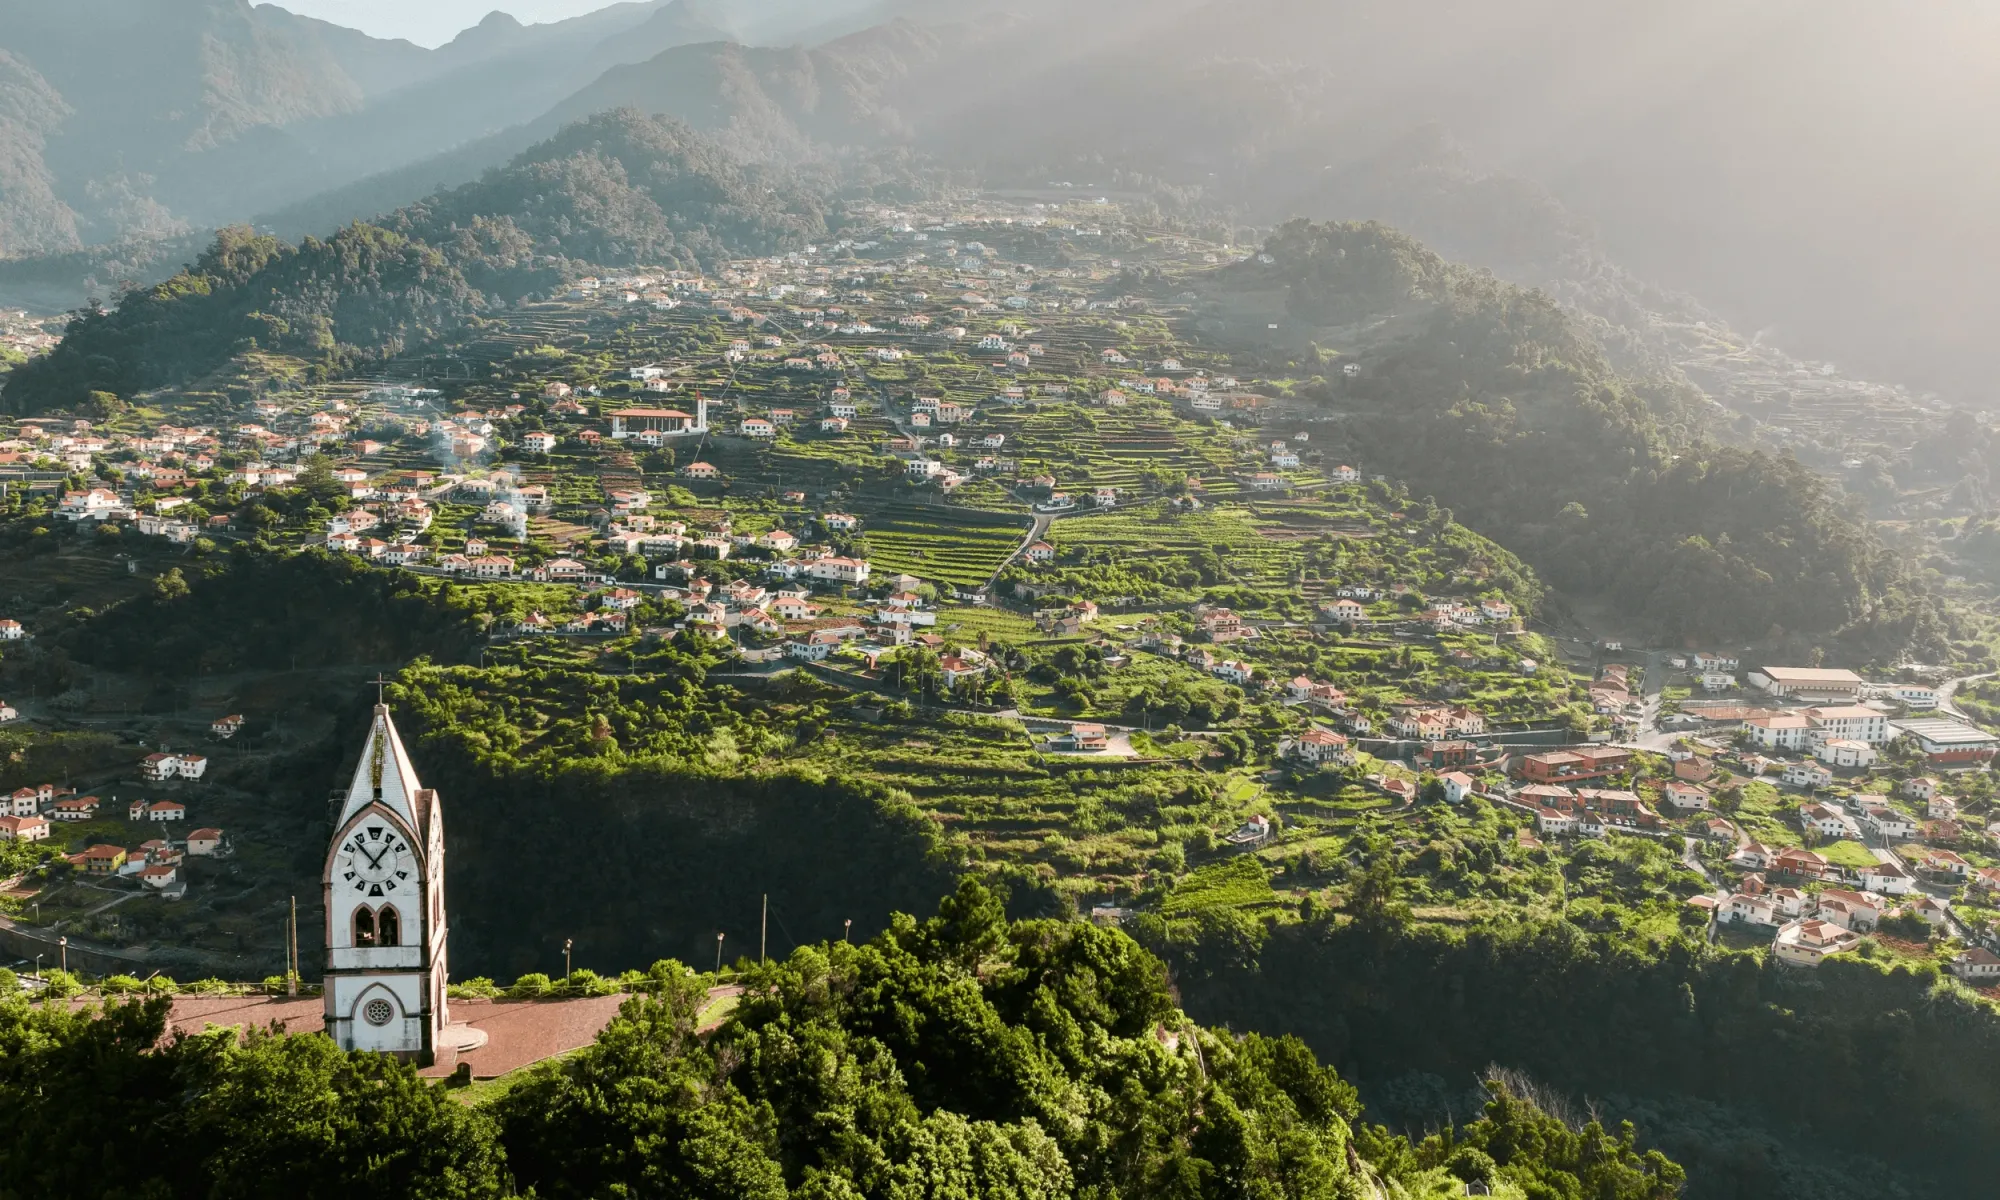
<box><xmin>1148</xmin><ymin>909</ymin><xmax>1996</xmax><ymax>1200</ymax></box>
<box><xmin>0</xmin><ymin>884</ymin><xmax>1687</xmax><ymax>1200</ymax></box>
<box><xmin>1259</xmin><ymin>219</ymin><xmax>1957</xmax><ymax>656</ymax></box>
<box><xmin>0</xmin><ymin>111</ymin><xmax>835</xmax><ymax>414</ymax></box>
<box><xmin>54</xmin><ymin>545</ymin><xmax>491</xmax><ymax>676</ymax></box>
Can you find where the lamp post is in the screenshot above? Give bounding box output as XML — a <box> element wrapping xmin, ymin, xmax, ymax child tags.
<box><xmin>714</xmin><ymin>932</ymin><xmax>725</xmax><ymax>975</ymax></box>
<box><xmin>33</xmin><ymin>954</ymin><xmax>42</xmax><ymax>983</ymax></box>
<box><xmin>843</xmin><ymin>918</ymin><xmax>852</xmax><ymax>942</ymax></box>
<box><xmin>58</xmin><ymin>936</ymin><xmax>66</xmax><ymax>976</ymax></box>
<box><xmin>563</xmin><ymin>938</ymin><xmax>573</xmax><ymax>987</ymax></box>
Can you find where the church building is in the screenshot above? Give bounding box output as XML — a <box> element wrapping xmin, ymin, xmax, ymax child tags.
<box><xmin>323</xmin><ymin>702</ymin><xmax>450</xmax><ymax>1063</ymax></box>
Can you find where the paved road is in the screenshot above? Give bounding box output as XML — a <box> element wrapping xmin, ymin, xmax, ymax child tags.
<box><xmin>1935</xmin><ymin>672</ymin><xmax>1991</xmax><ymax>722</ymax></box>
<box><xmin>985</xmin><ymin>512</ymin><xmax>1051</xmax><ymax>592</ymax></box>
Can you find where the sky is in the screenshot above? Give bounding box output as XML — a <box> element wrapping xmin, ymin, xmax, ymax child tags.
<box><xmin>263</xmin><ymin>1</ymin><xmax>631</xmax><ymax>47</ymax></box>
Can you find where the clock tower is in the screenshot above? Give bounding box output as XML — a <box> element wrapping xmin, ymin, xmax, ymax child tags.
<box><xmin>323</xmin><ymin>702</ymin><xmax>449</xmax><ymax>1063</ymax></box>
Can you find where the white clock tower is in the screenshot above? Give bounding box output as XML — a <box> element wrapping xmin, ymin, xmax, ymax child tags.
<box><xmin>323</xmin><ymin>701</ymin><xmax>450</xmax><ymax>1063</ymax></box>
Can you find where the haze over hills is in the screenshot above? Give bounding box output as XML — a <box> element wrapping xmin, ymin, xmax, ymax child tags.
<box><xmin>9</xmin><ymin>0</ymin><xmax>1997</xmax><ymax>410</ymax></box>
<box><xmin>0</xmin><ymin>0</ymin><xmax>882</xmax><ymax>262</ymax></box>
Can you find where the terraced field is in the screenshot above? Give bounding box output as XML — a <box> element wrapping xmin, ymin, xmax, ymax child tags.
<box><xmin>851</xmin><ymin>505</ymin><xmax>1031</xmax><ymax>588</ymax></box>
<box><xmin>1047</xmin><ymin>503</ymin><xmax>1305</xmax><ymax>590</ymax></box>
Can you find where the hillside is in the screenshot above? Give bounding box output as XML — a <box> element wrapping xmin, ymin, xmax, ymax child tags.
<box><xmin>0</xmin><ymin>112</ymin><xmax>833</xmax><ymax>414</ymax></box>
<box><xmin>1228</xmin><ymin>219</ymin><xmax>1955</xmax><ymax>655</ymax></box>
<box><xmin>0</xmin><ymin>893</ymin><xmax>1685</xmax><ymax>1200</ymax></box>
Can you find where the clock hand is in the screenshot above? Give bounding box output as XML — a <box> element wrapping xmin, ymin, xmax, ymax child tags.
<box><xmin>364</xmin><ymin>845</ymin><xmax>388</xmax><ymax>870</ymax></box>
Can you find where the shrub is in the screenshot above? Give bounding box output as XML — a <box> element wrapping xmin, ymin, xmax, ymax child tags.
<box><xmin>506</xmin><ymin>972</ymin><xmax>554</xmax><ymax>999</ymax></box>
<box><xmin>447</xmin><ymin>976</ymin><xmax>500</xmax><ymax>999</ymax></box>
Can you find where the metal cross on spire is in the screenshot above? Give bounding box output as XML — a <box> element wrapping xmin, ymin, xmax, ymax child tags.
<box><xmin>372</xmin><ymin>673</ymin><xmax>393</xmax><ymax>704</ymax></box>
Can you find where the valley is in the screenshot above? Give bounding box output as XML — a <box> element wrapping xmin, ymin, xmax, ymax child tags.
<box><xmin>3</xmin><ymin>5</ymin><xmax>2000</xmax><ymax>1195</ymax></box>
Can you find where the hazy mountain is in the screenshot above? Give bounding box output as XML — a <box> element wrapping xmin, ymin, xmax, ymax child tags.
<box><xmin>9</xmin><ymin>0</ymin><xmax>1999</xmax><ymax>408</ymax></box>
<box><xmin>2</xmin><ymin>111</ymin><xmax>832</xmax><ymax>413</ymax></box>
<box><xmin>0</xmin><ymin>0</ymin><xmax>867</xmax><ymax>264</ymax></box>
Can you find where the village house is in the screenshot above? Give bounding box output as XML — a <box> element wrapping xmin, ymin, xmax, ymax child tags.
<box><xmin>1857</xmin><ymin>801</ymin><xmax>1917</xmax><ymax>841</ymax></box>
<box><xmin>1726</xmin><ymin>892</ymin><xmax>1777</xmax><ymax>926</ymax></box>
<box><xmin>1798</xmin><ymin>802</ymin><xmax>1847</xmax><ymax>839</ymax></box>
<box><xmin>1770</xmin><ymin>847</ymin><xmax>1830</xmax><ymax>880</ymax></box>
<box><xmin>1439</xmin><ymin>772</ymin><xmax>1477</xmax><ymax>805</ymax></box>
<box><xmin>187</xmin><ymin>828</ymin><xmax>225</xmax><ymax>856</ymax></box>
<box><xmin>1773</xmin><ymin>918</ymin><xmax>1862</xmax><ymax>967</ymax></box>
<box><xmin>1743</xmin><ymin>713</ymin><xmax>1811</xmax><ymax>751</ymax></box>
<box><xmin>1212</xmin><ymin>660</ymin><xmax>1255</xmax><ymax>686</ymax></box>
<box><xmin>141</xmin><ymin>752</ymin><xmax>207</xmax><ymax>782</ymax></box>
<box><xmin>210</xmin><ymin>714</ymin><xmax>245</xmax><ymax>739</ymax></box>
<box><xmin>1952</xmin><ymin>948</ymin><xmax>2000</xmax><ymax>984</ymax></box>
<box><xmin>807</xmin><ymin>556</ymin><xmax>872</xmax><ymax>586</ymax></box>
<box><xmin>1293</xmin><ymin>728</ymin><xmax>1353</xmax><ymax>767</ymax></box>
<box><xmin>1814</xmin><ymin>888</ymin><xmax>1885</xmax><ymax>932</ymax></box>
<box><xmin>0</xmin><ymin>815</ymin><xmax>50</xmax><ymax>842</ymax></box>
<box><xmin>1816</xmin><ymin>738</ymin><xmax>1878</xmax><ymax>769</ymax></box>
<box><xmin>1803</xmin><ymin>704</ymin><xmax>1892</xmax><ymax>745</ymax></box>
<box><xmin>1901</xmin><ymin>776</ymin><xmax>1941</xmax><ymax>803</ymax></box>
<box><xmin>79</xmin><ymin>844</ymin><xmax>127</xmax><ymax>875</ymax></box>
<box><xmin>149</xmin><ymin>800</ymin><xmax>186</xmax><ymax>822</ymax></box>
<box><xmin>1904</xmin><ymin>846</ymin><xmax>1971</xmax><ymax>881</ymax></box>
<box><xmin>1857</xmin><ymin>859</ymin><xmax>1914</xmax><ymax>895</ymax></box>
<box><xmin>1660</xmin><ymin>781</ymin><xmax>1711</xmax><ymax>812</ymax></box>
<box><xmin>1782</xmin><ymin>761</ymin><xmax>1834</xmax><ymax>789</ymax></box>
<box><xmin>1055</xmin><ymin>724</ymin><xmax>1109</xmax><ymax>752</ymax></box>
<box><xmin>1516</xmin><ymin>746</ymin><xmax>1631</xmax><ymax>784</ymax></box>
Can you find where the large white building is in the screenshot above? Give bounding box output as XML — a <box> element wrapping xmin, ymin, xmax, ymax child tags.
<box><xmin>323</xmin><ymin>703</ymin><xmax>456</xmax><ymax>1064</ymax></box>
<box><xmin>1802</xmin><ymin>705</ymin><xmax>1892</xmax><ymax>746</ymax></box>
<box><xmin>1748</xmin><ymin>666</ymin><xmax>1864</xmax><ymax>701</ymax></box>
<box><xmin>609</xmin><ymin>396</ymin><xmax>708</xmax><ymax>439</ymax></box>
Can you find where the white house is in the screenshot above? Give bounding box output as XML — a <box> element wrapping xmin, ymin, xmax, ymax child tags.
<box><xmin>807</xmin><ymin>557</ymin><xmax>872</xmax><ymax>585</ymax></box>
<box><xmin>1293</xmin><ymin>728</ymin><xmax>1352</xmax><ymax>766</ymax></box>
<box><xmin>1439</xmin><ymin>772</ymin><xmax>1476</xmax><ymax>805</ymax></box>
<box><xmin>1773</xmin><ymin>918</ymin><xmax>1861</xmax><ymax>968</ymax></box>
<box><xmin>1891</xmin><ymin>685</ymin><xmax>1940</xmax><ymax>710</ymax></box>
<box><xmin>1952</xmin><ymin>948</ymin><xmax>2000</xmax><ymax>983</ymax></box>
<box><xmin>1857</xmin><ymin>860</ymin><xmax>1915</xmax><ymax>895</ymax></box>
<box><xmin>1803</xmin><ymin>705</ymin><xmax>1892</xmax><ymax>745</ymax></box>
<box><xmin>1817</xmin><ymin>739</ymin><xmax>1877</xmax><ymax>769</ymax></box>
<box><xmin>141</xmin><ymin>752</ymin><xmax>208</xmax><ymax>782</ymax></box>
<box><xmin>1743</xmin><ymin>714</ymin><xmax>1811</xmax><ymax>751</ymax></box>
<box><xmin>1783</xmin><ymin>761</ymin><xmax>1834</xmax><ymax>788</ymax></box>
<box><xmin>1798</xmin><ymin>802</ymin><xmax>1847</xmax><ymax>839</ymax></box>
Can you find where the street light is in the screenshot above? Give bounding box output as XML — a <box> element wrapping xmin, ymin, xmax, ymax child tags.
<box><xmin>843</xmin><ymin>918</ymin><xmax>852</xmax><ymax>942</ymax></box>
<box><xmin>563</xmin><ymin>938</ymin><xmax>573</xmax><ymax>986</ymax></box>
<box><xmin>58</xmin><ymin>937</ymin><xmax>66</xmax><ymax>976</ymax></box>
<box><xmin>33</xmin><ymin>954</ymin><xmax>42</xmax><ymax>982</ymax></box>
<box><xmin>714</xmin><ymin>932</ymin><xmax>725</xmax><ymax>975</ymax></box>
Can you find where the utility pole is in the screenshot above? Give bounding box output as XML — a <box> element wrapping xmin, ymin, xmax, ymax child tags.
<box><xmin>760</xmin><ymin>894</ymin><xmax>768</xmax><ymax>965</ymax></box>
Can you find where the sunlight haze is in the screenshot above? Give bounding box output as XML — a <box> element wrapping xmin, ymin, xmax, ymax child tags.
<box><xmin>262</xmin><ymin>0</ymin><xmax>631</xmax><ymax>46</ymax></box>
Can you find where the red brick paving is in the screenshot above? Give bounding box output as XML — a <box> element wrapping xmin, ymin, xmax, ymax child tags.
<box><xmin>84</xmin><ymin>990</ymin><xmax>715</xmax><ymax>1081</ymax></box>
<box><xmin>416</xmin><ymin>995</ymin><xmax>629</xmax><ymax>1078</ymax></box>
<box><xmin>165</xmin><ymin>995</ymin><xmax>325</xmax><ymax>1037</ymax></box>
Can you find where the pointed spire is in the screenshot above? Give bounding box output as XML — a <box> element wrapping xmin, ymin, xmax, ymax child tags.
<box><xmin>337</xmin><ymin>704</ymin><xmax>425</xmax><ymax>831</ymax></box>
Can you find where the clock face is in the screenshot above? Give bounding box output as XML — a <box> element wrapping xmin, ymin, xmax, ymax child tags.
<box><xmin>335</xmin><ymin>824</ymin><xmax>415</xmax><ymax>898</ymax></box>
